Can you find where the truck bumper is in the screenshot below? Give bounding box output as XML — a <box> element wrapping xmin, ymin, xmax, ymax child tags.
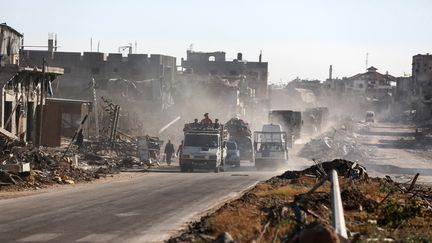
<box><xmin>182</xmin><ymin>159</ymin><xmax>218</xmax><ymax>170</ymax></box>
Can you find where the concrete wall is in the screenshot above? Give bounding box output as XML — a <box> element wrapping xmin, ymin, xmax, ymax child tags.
<box><xmin>22</xmin><ymin>50</ymin><xmax>177</xmax><ymax>99</ymax></box>
<box><xmin>181</xmin><ymin>51</ymin><xmax>268</xmax><ymax>99</ymax></box>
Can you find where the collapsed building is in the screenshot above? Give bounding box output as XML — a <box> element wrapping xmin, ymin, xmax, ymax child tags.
<box><xmin>0</xmin><ymin>24</ymin><xmax>64</xmax><ymax>145</ymax></box>
<box><xmin>178</xmin><ymin>50</ymin><xmax>268</xmax><ymax>125</ymax></box>
<box><xmin>21</xmin><ymin>36</ymin><xmax>178</xmax><ymax>136</ymax></box>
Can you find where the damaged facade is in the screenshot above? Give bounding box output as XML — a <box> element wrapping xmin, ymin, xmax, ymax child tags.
<box><xmin>0</xmin><ymin>24</ymin><xmax>64</xmax><ymax>144</ymax></box>
<box><xmin>22</xmin><ymin>49</ymin><xmax>176</xmax><ymax>108</ymax></box>
<box><xmin>0</xmin><ymin>23</ymin><xmax>21</xmax><ymax>66</ymax></box>
<box><xmin>412</xmin><ymin>54</ymin><xmax>432</xmax><ymax>121</ymax></box>
<box><xmin>181</xmin><ymin>50</ymin><xmax>268</xmax><ymax>99</ymax></box>
<box><xmin>178</xmin><ymin>50</ymin><xmax>268</xmax><ymax>122</ymax></box>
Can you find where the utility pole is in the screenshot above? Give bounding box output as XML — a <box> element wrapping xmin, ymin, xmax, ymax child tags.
<box><xmin>91</xmin><ymin>78</ymin><xmax>99</xmax><ymax>141</ymax></box>
<box><xmin>38</xmin><ymin>58</ymin><xmax>47</xmax><ymax>145</ymax></box>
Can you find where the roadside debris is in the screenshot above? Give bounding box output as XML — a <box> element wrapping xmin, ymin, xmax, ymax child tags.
<box><xmin>298</xmin><ymin>126</ymin><xmax>376</xmax><ymax>162</ymax></box>
<box><xmin>169</xmin><ymin>160</ymin><xmax>432</xmax><ymax>242</ymax></box>
<box><xmin>0</xmin><ymin>129</ymin><xmax>161</xmax><ymax>191</ymax></box>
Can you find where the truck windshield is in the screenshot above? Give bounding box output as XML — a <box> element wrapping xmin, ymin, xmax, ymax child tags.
<box><xmin>227</xmin><ymin>141</ymin><xmax>237</xmax><ymax>150</ymax></box>
<box><xmin>184</xmin><ymin>134</ymin><xmax>219</xmax><ymax>148</ymax></box>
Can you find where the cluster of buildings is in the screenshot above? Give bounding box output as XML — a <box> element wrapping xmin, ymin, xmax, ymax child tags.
<box><xmin>0</xmin><ymin>23</ymin><xmax>269</xmax><ymax>146</ymax></box>
<box><xmin>271</xmin><ymin>56</ymin><xmax>432</xmax><ymax>124</ymax></box>
<box><xmin>2</xmin><ymin>21</ymin><xmax>432</xmax><ymax>147</ymax></box>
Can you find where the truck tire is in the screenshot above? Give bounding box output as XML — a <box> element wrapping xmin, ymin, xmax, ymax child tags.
<box><xmin>180</xmin><ymin>165</ymin><xmax>187</xmax><ymax>172</ymax></box>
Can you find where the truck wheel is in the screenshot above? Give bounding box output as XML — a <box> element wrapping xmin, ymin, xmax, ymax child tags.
<box><xmin>189</xmin><ymin>166</ymin><xmax>194</xmax><ymax>172</ymax></box>
<box><xmin>180</xmin><ymin>165</ymin><xmax>187</xmax><ymax>172</ymax></box>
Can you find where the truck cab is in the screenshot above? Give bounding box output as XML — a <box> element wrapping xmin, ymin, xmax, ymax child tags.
<box><xmin>253</xmin><ymin>124</ymin><xmax>288</xmax><ymax>170</ymax></box>
<box><xmin>180</xmin><ymin>124</ymin><xmax>226</xmax><ymax>172</ymax></box>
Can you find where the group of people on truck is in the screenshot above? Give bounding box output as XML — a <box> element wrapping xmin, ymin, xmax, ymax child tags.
<box><xmin>190</xmin><ymin>113</ymin><xmax>220</xmax><ymax>129</ymax></box>
<box><xmin>164</xmin><ymin>113</ymin><xmax>219</xmax><ymax>165</ymax></box>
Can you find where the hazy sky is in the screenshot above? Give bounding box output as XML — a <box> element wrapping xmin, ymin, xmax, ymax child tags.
<box><xmin>2</xmin><ymin>0</ymin><xmax>431</xmax><ymax>82</ymax></box>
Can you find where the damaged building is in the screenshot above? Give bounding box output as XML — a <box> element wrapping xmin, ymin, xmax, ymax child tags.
<box><xmin>412</xmin><ymin>53</ymin><xmax>432</xmax><ymax>121</ymax></box>
<box><xmin>0</xmin><ymin>24</ymin><xmax>64</xmax><ymax>144</ymax></box>
<box><xmin>181</xmin><ymin>50</ymin><xmax>268</xmax><ymax>99</ymax></box>
<box><xmin>22</xmin><ymin>39</ymin><xmax>176</xmax><ymax>111</ymax></box>
<box><xmin>178</xmin><ymin>50</ymin><xmax>268</xmax><ymax>122</ymax></box>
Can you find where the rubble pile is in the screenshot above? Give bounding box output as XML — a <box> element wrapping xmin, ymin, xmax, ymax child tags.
<box><xmin>298</xmin><ymin>127</ymin><xmax>375</xmax><ymax>162</ymax></box>
<box><xmin>0</xmin><ymin>138</ymin><xmax>97</xmax><ymax>190</ymax></box>
<box><xmin>225</xmin><ymin>118</ymin><xmax>252</xmax><ymax>137</ymax></box>
<box><xmin>170</xmin><ymin>160</ymin><xmax>432</xmax><ymax>242</ymax></box>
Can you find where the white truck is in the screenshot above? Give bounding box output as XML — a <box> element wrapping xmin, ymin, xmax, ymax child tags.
<box><xmin>253</xmin><ymin>124</ymin><xmax>288</xmax><ymax>170</ymax></box>
<box><xmin>180</xmin><ymin>123</ymin><xmax>227</xmax><ymax>172</ymax></box>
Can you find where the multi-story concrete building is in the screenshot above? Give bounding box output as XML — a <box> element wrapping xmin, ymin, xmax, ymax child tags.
<box><xmin>412</xmin><ymin>54</ymin><xmax>432</xmax><ymax>120</ymax></box>
<box><xmin>181</xmin><ymin>50</ymin><xmax>268</xmax><ymax>99</ymax></box>
<box><xmin>0</xmin><ymin>24</ymin><xmax>64</xmax><ymax>144</ymax></box>
<box><xmin>22</xmin><ymin>48</ymin><xmax>177</xmax><ymax>103</ymax></box>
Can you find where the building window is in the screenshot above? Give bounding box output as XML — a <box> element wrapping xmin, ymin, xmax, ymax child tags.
<box><xmin>358</xmin><ymin>83</ymin><xmax>364</xmax><ymax>89</ymax></box>
<box><xmin>113</xmin><ymin>68</ymin><xmax>118</xmax><ymax>73</ymax></box>
<box><xmin>208</xmin><ymin>56</ymin><xmax>215</xmax><ymax>61</ymax></box>
<box><xmin>91</xmin><ymin>67</ymin><xmax>100</xmax><ymax>75</ymax></box>
<box><xmin>210</xmin><ymin>70</ymin><xmax>218</xmax><ymax>75</ymax></box>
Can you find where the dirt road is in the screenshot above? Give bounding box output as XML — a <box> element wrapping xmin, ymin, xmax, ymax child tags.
<box><xmin>359</xmin><ymin>122</ymin><xmax>432</xmax><ymax>183</ymax></box>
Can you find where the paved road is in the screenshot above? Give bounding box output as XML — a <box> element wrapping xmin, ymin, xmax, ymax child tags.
<box><xmin>0</xmin><ymin>165</ymin><xmax>282</xmax><ymax>243</ymax></box>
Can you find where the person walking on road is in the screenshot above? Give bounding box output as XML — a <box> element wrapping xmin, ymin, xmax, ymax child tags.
<box><xmin>164</xmin><ymin>140</ymin><xmax>175</xmax><ymax>166</ymax></box>
<box><xmin>176</xmin><ymin>140</ymin><xmax>183</xmax><ymax>158</ymax></box>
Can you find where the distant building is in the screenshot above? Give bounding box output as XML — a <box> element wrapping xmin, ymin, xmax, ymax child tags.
<box><xmin>412</xmin><ymin>53</ymin><xmax>432</xmax><ymax>120</ymax></box>
<box><xmin>181</xmin><ymin>50</ymin><xmax>268</xmax><ymax>99</ymax></box>
<box><xmin>286</xmin><ymin>79</ymin><xmax>323</xmax><ymax>97</ymax></box>
<box><xmin>346</xmin><ymin>66</ymin><xmax>395</xmax><ymax>96</ymax></box>
<box><xmin>395</xmin><ymin>76</ymin><xmax>413</xmax><ymax>104</ymax></box>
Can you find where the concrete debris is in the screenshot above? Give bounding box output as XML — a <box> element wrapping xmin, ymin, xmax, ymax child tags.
<box><xmin>170</xmin><ymin>160</ymin><xmax>432</xmax><ymax>242</ymax></box>
<box><xmin>0</xmin><ymin>136</ymin><xmax>118</xmax><ymax>191</ymax></box>
<box><xmin>298</xmin><ymin>127</ymin><xmax>375</xmax><ymax>162</ymax></box>
<box><xmin>278</xmin><ymin>159</ymin><xmax>368</xmax><ymax>180</ymax></box>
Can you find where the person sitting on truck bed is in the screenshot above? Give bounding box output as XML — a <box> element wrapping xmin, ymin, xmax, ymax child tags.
<box><xmin>191</xmin><ymin>118</ymin><xmax>200</xmax><ymax>128</ymax></box>
<box><xmin>201</xmin><ymin>113</ymin><xmax>213</xmax><ymax>125</ymax></box>
<box><xmin>214</xmin><ymin>119</ymin><xmax>220</xmax><ymax>129</ymax></box>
